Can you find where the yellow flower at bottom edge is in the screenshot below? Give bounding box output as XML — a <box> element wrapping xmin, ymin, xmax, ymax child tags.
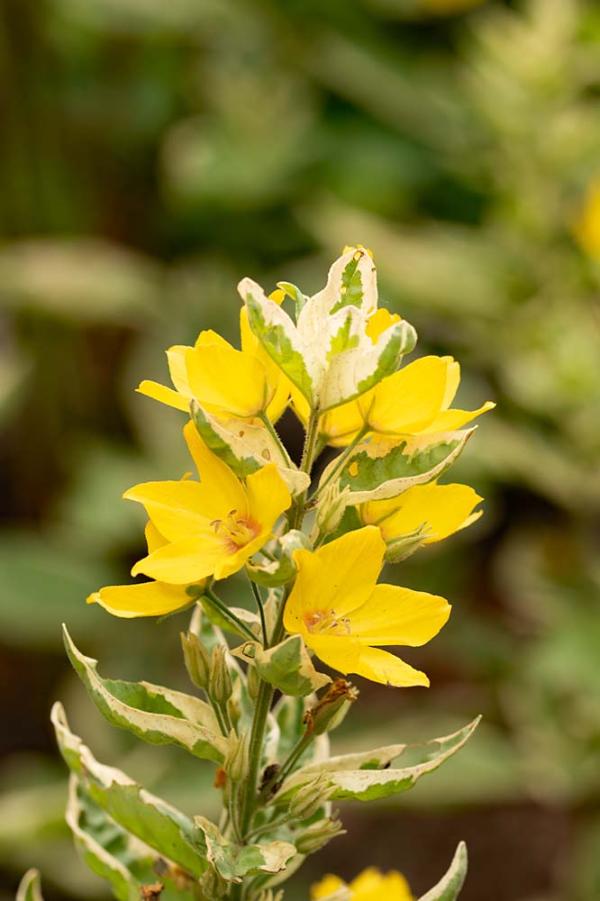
<box><xmin>311</xmin><ymin>866</ymin><xmax>414</xmax><ymax>900</ymax></box>
<box><xmin>283</xmin><ymin>527</ymin><xmax>450</xmax><ymax>687</ymax></box>
<box><xmin>123</xmin><ymin>422</ymin><xmax>291</xmax><ymax>585</ymax></box>
<box><xmin>360</xmin><ymin>480</ymin><xmax>483</xmax><ymax>546</ymax></box>
<box><xmin>138</xmin><ymin>303</ymin><xmax>289</xmax><ymax>422</ymax></box>
<box><xmin>87</xmin><ymin>522</ymin><xmax>202</xmax><ymax>618</ymax></box>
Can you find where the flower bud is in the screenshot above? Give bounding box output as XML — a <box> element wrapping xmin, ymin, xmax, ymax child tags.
<box><xmin>247</xmin><ymin>663</ymin><xmax>260</xmax><ymax>700</ymax></box>
<box><xmin>197</xmin><ymin>867</ymin><xmax>227</xmax><ymax>900</ymax></box>
<box><xmin>257</xmin><ymin>891</ymin><xmax>284</xmax><ymax>901</ymax></box>
<box><xmin>227</xmin><ymin>696</ymin><xmax>241</xmax><ymax>730</ymax></box>
<box><xmin>304</xmin><ymin>679</ymin><xmax>358</xmax><ymax>736</ymax></box>
<box><xmin>384</xmin><ymin>528</ymin><xmax>426</xmax><ymax>564</ymax></box>
<box><xmin>295</xmin><ymin>817</ymin><xmax>344</xmax><ymax>855</ymax></box>
<box><xmin>209</xmin><ymin>645</ymin><xmax>233</xmax><ymax>705</ymax></box>
<box><xmin>180</xmin><ymin>631</ymin><xmax>211</xmax><ymax>691</ymax></box>
<box><xmin>224</xmin><ymin>731</ymin><xmax>248</xmax><ymax>783</ymax></box>
<box><xmin>288</xmin><ymin>775</ymin><xmax>333</xmax><ymax>821</ymax></box>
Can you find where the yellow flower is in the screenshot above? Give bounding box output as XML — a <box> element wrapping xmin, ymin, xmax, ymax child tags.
<box><xmin>311</xmin><ymin>866</ymin><xmax>414</xmax><ymax>900</ymax></box>
<box><xmin>87</xmin><ymin>522</ymin><xmax>202</xmax><ymax>618</ymax></box>
<box><xmin>327</xmin><ymin>354</ymin><xmax>494</xmax><ymax>446</ymax></box>
<box><xmin>123</xmin><ymin>422</ymin><xmax>291</xmax><ymax>584</ymax></box>
<box><xmin>283</xmin><ymin>527</ymin><xmax>450</xmax><ymax>687</ymax></box>
<box><xmin>138</xmin><ymin>306</ymin><xmax>289</xmax><ymax>422</ymax></box>
<box><xmin>361</xmin><ymin>481</ymin><xmax>483</xmax><ymax>545</ymax></box>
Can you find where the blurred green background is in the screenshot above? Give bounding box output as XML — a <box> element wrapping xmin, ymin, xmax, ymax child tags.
<box><xmin>1</xmin><ymin>0</ymin><xmax>600</xmax><ymax>898</ymax></box>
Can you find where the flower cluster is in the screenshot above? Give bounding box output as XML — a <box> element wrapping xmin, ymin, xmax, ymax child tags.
<box><xmin>46</xmin><ymin>246</ymin><xmax>491</xmax><ymax>901</ymax></box>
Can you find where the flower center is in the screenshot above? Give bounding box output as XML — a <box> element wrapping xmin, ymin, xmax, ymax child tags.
<box><xmin>303</xmin><ymin>608</ymin><xmax>351</xmax><ymax>636</ymax></box>
<box><xmin>211</xmin><ymin>509</ymin><xmax>260</xmax><ymax>553</ymax></box>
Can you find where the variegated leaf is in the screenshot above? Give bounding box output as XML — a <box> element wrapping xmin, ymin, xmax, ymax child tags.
<box><xmin>194</xmin><ymin>817</ymin><xmax>295</xmax><ymax>883</ymax></box>
<box><xmin>191</xmin><ymin>403</ymin><xmax>309</xmax><ymax>496</ymax></box>
<box><xmin>233</xmin><ymin>635</ymin><xmax>331</xmax><ymax>697</ymax></box>
<box><xmin>324</xmin><ymin>429</ymin><xmax>474</xmax><ymax>509</ymax></box>
<box><xmin>52</xmin><ymin>703</ymin><xmax>207</xmax><ymax>878</ymax></box>
<box><xmin>277</xmin><ymin>717</ymin><xmax>480</xmax><ymax>802</ymax></box>
<box><xmin>64</xmin><ymin>626</ymin><xmax>228</xmax><ymax>763</ymax></box>
<box><xmin>16</xmin><ymin>870</ymin><xmax>44</xmax><ymax>901</ymax></box>
<box><xmin>419</xmin><ymin>842</ymin><xmax>468</xmax><ymax>901</ymax></box>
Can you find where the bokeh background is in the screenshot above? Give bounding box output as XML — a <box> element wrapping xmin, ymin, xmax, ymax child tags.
<box><xmin>1</xmin><ymin>0</ymin><xmax>600</xmax><ymax>898</ymax></box>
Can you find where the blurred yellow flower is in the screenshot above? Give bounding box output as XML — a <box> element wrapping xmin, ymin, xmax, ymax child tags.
<box><xmin>284</xmin><ymin>527</ymin><xmax>450</xmax><ymax>687</ymax></box>
<box><xmin>123</xmin><ymin>422</ymin><xmax>291</xmax><ymax>584</ymax></box>
<box><xmin>311</xmin><ymin>866</ymin><xmax>414</xmax><ymax>900</ymax></box>
<box><xmin>138</xmin><ymin>306</ymin><xmax>289</xmax><ymax>421</ymax></box>
<box><xmin>361</xmin><ymin>480</ymin><xmax>483</xmax><ymax>545</ymax></box>
<box><xmin>87</xmin><ymin>522</ymin><xmax>202</xmax><ymax>618</ymax></box>
<box><xmin>573</xmin><ymin>179</ymin><xmax>600</xmax><ymax>258</ymax></box>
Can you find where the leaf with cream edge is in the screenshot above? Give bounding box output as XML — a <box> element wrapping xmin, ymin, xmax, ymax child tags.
<box><xmin>319</xmin><ymin>429</ymin><xmax>474</xmax><ymax>529</ymax></box>
<box><xmin>418</xmin><ymin>842</ymin><xmax>468</xmax><ymax>901</ymax></box>
<box><xmin>234</xmin><ymin>635</ymin><xmax>331</xmax><ymax>697</ymax></box>
<box><xmin>16</xmin><ymin>870</ymin><xmax>44</xmax><ymax>901</ymax></box>
<box><xmin>276</xmin><ymin>717</ymin><xmax>480</xmax><ymax>802</ymax></box>
<box><xmin>239</xmin><ymin>247</ymin><xmax>416</xmax><ymax>411</ymax></box>
<box><xmin>63</xmin><ymin>626</ymin><xmax>228</xmax><ymax>763</ymax></box>
<box><xmin>194</xmin><ymin>816</ymin><xmax>296</xmax><ymax>883</ymax></box>
<box><xmin>52</xmin><ymin>703</ymin><xmax>208</xmax><ymax>878</ymax></box>
<box><xmin>191</xmin><ymin>402</ymin><xmax>309</xmax><ymax>497</ymax></box>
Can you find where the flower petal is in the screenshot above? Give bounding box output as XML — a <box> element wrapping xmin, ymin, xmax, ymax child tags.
<box><xmin>132</xmin><ymin>534</ymin><xmax>227</xmax><ymax>584</ymax></box>
<box><xmin>348</xmin><ymin>584</ymin><xmax>451</xmax><ymax>647</ymax></box>
<box><xmin>284</xmin><ymin>527</ymin><xmax>385</xmax><ymax>634</ymax></box>
<box><xmin>185</xmin><ymin>343</ymin><xmax>267</xmax><ymax>418</ymax></box>
<box><xmin>362</xmin><ymin>482</ymin><xmax>483</xmax><ymax>544</ymax></box>
<box><xmin>166</xmin><ymin>345</ymin><xmax>194</xmax><ymax>396</ymax></box>
<box><xmin>123</xmin><ymin>480</ymin><xmax>214</xmax><ymax>541</ymax></box>
<box><xmin>136</xmin><ymin>380</ymin><xmax>190</xmax><ymax>412</ymax></box>
<box><xmin>306</xmin><ymin>636</ymin><xmax>429</xmax><ymax>687</ymax></box>
<box><xmin>183</xmin><ymin>421</ymin><xmax>248</xmax><ymax>515</ymax></box>
<box><xmin>366</xmin><ymin>356</ymin><xmax>449</xmax><ymax>435</ymax></box>
<box><xmin>422</xmin><ymin>400</ymin><xmax>495</xmax><ymax>434</ymax></box>
<box><xmin>245</xmin><ymin>463</ymin><xmax>291</xmax><ymax>532</ymax></box>
<box><xmin>87</xmin><ymin>581</ymin><xmax>193</xmax><ymax>618</ymax></box>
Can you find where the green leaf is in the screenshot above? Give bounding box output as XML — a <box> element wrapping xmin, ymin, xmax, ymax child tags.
<box><xmin>278</xmin><ymin>717</ymin><xmax>480</xmax><ymax>802</ymax></box>
<box><xmin>419</xmin><ymin>842</ymin><xmax>468</xmax><ymax>901</ymax></box>
<box><xmin>241</xmin><ymin>278</ymin><xmax>315</xmax><ymax>403</ymax></box>
<box><xmin>16</xmin><ymin>870</ymin><xmax>44</xmax><ymax>901</ymax></box>
<box><xmin>234</xmin><ymin>635</ymin><xmax>331</xmax><ymax>697</ymax></box>
<box><xmin>334</xmin><ymin>430</ymin><xmax>473</xmax><ymax>506</ymax></box>
<box><xmin>52</xmin><ymin>703</ymin><xmax>207</xmax><ymax>878</ymax></box>
<box><xmin>329</xmin><ymin>252</ymin><xmax>368</xmax><ymax>314</ymax></box>
<box><xmin>66</xmin><ymin>776</ymin><xmax>197</xmax><ymax>901</ymax></box>
<box><xmin>64</xmin><ymin>626</ymin><xmax>228</xmax><ymax>763</ymax></box>
<box><xmin>194</xmin><ymin>816</ymin><xmax>295</xmax><ymax>883</ymax></box>
<box><xmin>191</xmin><ymin>403</ymin><xmax>309</xmax><ymax>497</ymax></box>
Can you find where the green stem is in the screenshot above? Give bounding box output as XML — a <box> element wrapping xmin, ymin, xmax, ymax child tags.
<box><xmin>259</xmin><ymin>730</ymin><xmax>313</xmax><ymax>801</ymax></box>
<box><xmin>237</xmin><ymin>595</ymin><xmax>288</xmax><ymax>840</ymax></box>
<box><xmin>259</xmin><ymin>411</ymin><xmax>293</xmax><ymax>468</ymax></box>
<box><xmin>204</xmin><ymin>587</ymin><xmax>257</xmax><ymax>643</ymax></box>
<box><xmin>248</xmin><ymin>576</ymin><xmax>268</xmax><ymax>648</ymax></box>
<box><xmin>289</xmin><ymin>409</ymin><xmax>321</xmax><ymax>530</ymax></box>
<box><xmin>312</xmin><ymin>424</ymin><xmax>368</xmax><ymax>501</ymax></box>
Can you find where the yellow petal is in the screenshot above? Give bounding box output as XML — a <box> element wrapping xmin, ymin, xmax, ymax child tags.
<box><xmin>352</xmin><ymin>868</ymin><xmax>414</xmax><ymax>900</ymax></box>
<box><xmin>183</xmin><ymin>422</ymin><xmax>248</xmax><ymax>515</ymax></box>
<box><xmin>365</xmin><ymin>356</ymin><xmax>448</xmax><ymax>435</ymax></box>
<box><xmin>194</xmin><ymin>329</ymin><xmax>232</xmax><ymax>350</ymax></box>
<box><xmin>240</xmin><ymin>307</ymin><xmax>289</xmax><ymax>422</ymax></box>
<box><xmin>284</xmin><ymin>527</ymin><xmax>385</xmax><ymax>634</ymax></box>
<box><xmin>87</xmin><ymin>581</ymin><xmax>193</xmax><ymax>618</ymax></box>
<box><xmin>441</xmin><ymin>357</ymin><xmax>460</xmax><ymax>409</ymax></box>
<box><xmin>166</xmin><ymin>345</ymin><xmax>194</xmax><ymax>397</ymax></box>
<box><xmin>366</xmin><ymin>308</ymin><xmax>401</xmax><ymax>342</ymax></box>
<box><xmin>123</xmin><ymin>480</ymin><xmax>214</xmax><ymax>542</ymax></box>
<box><xmin>306</xmin><ymin>636</ymin><xmax>430</xmax><ymax>688</ymax></box>
<box><xmin>310</xmin><ymin>874</ymin><xmax>347</xmax><ymax>899</ymax></box>
<box><xmin>136</xmin><ymin>380</ymin><xmax>191</xmax><ymax>413</ymax></box>
<box><xmin>145</xmin><ymin>520</ymin><xmax>167</xmax><ymax>553</ymax></box>
<box><xmin>185</xmin><ymin>343</ymin><xmax>267</xmax><ymax>418</ymax></box>
<box><xmin>422</xmin><ymin>400</ymin><xmax>495</xmax><ymax>434</ymax></box>
<box><xmin>245</xmin><ymin>463</ymin><xmax>291</xmax><ymax>530</ymax></box>
<box><xmin>362</xmin><ymin>482</ymin><xmax>483</xmax><ymax>544</ymax></box>
<box><xmin>132</xmin><ymin>534</ymin><xmax>227</xmax><ymax>584</ymax></box>
<box><xmin>319</xmin><ymin>398</ymin><xmax>365</xmax><ymax>446</ymax></box>
<box><xmin>348</xmin><ymin>584</ymin><xmax>451</xmax><ymax>647</ymax></box>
